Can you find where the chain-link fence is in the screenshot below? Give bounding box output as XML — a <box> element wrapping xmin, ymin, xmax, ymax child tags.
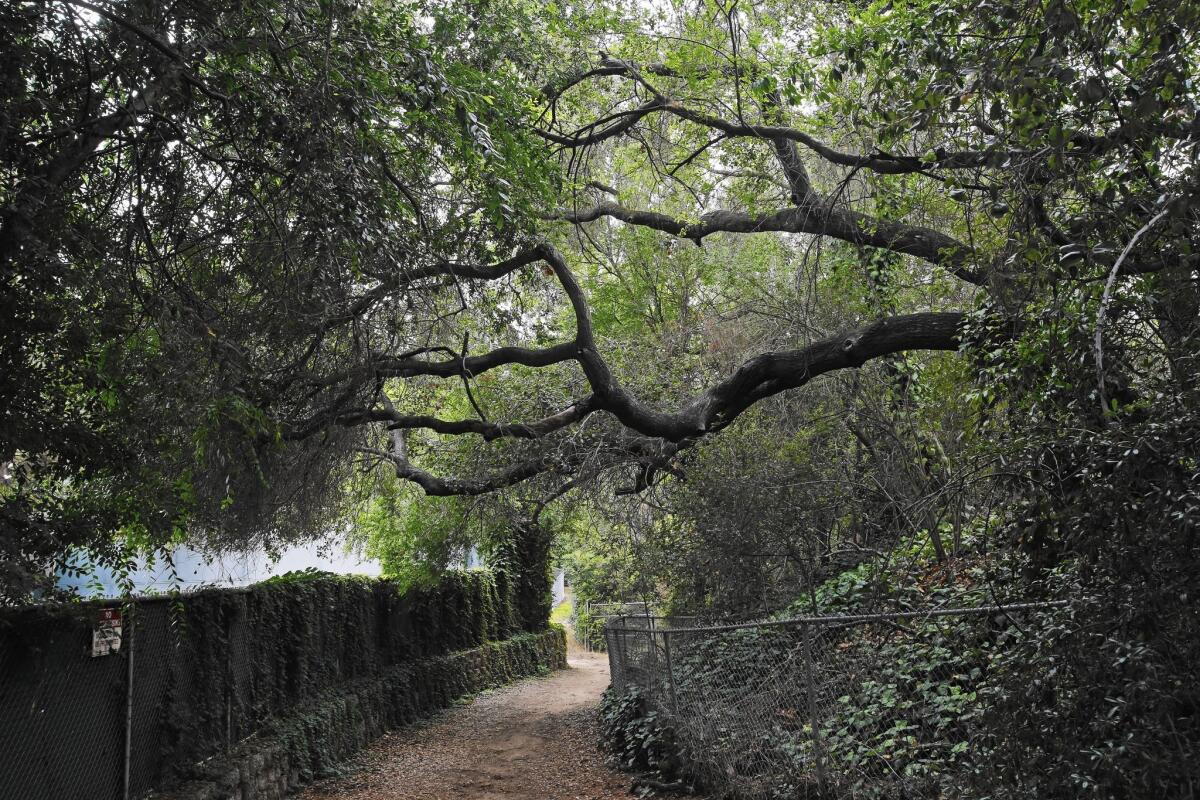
<box><xmin>606</xmin><ymin>602</ymin><xmax>1067</xmax><ymax>799</ymax></box>
<box><xmin>0</xmin><ymin>604</ymin><xmax>128</xmax><ymax>800</ymax></box>
<box><xmin>573</xmin><ymin>601</ymin><xmax>655</xmax><ymax>651</ymax></box>
<box><xmin>0</xmin><ymin>595</ymin><xmax>265</xmax><ymax>800</ymax></box>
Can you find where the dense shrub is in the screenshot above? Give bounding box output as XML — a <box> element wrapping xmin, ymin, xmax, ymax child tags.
<box><xmin>571</xmin><ymin>603</ymin><xmax>609</xmax><ymax>651</ymax></box>
<box><xmin>599</xmin><ymin>684</ymin><xmax>683</xmax><ymax>779</ymax></box>
<box><xmin>964</xmin><ymin>410</ymin><xmax>1200</xmax><ymax>798</ymax></box>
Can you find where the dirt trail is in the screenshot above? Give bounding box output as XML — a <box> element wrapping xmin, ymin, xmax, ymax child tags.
<box><xmin>296</xmin><ymin>641</ymin><xmax>638</xmax><ymax>800</ymax></box>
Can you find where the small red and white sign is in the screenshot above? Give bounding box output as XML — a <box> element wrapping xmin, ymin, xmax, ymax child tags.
<box><xmin>92</xmin><ymin>608</ymin><xmax>122</xmax><ymax>657</ymax></box>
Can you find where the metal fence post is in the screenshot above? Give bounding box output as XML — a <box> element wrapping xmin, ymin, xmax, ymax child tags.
<box><xmin>225</xmin><ymin>614</ymin><xmax>233</xmax><ymax>752</ymax></box>
<box><xmin>801</xmin><ymin>622</ymin><xmax>829</xmax><ymax>796</ymax></box>
<box><xmin>604</xmin><ymin>626</ymin><xmax>616</xmax><ymax>686</ymax></box>
<box><xmin>225</xmin><ymin>602</ymin><xmax>241</xmax><ymax>752</ymax></box>
<box><xmin>646</xmin><ymin>616</ymin><xmax>658</xmax><ymax>687</ymax></box>
<box><xmin>663</xmin><ymin>629</ymin><xmax>679</xmax><ymax>713</ymax></box>
<box><xmin>123</xmin><ymin>605</ymin><xmax>135</xmax><ymax>800</ymax></box>
<box><xmin>616</xmin><ymin>622</ymin><xmax>628</xmax><ymax>691</ymax></box>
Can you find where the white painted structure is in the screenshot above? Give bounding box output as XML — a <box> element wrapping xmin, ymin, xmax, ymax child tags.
<box><xmin>56</xmin><ymin>538</ymin><xmax>381</xmax><ymax>598</ymax></box>
<box><xmin>551</xmin><ymin>568</ymin><xmax>566</xmax><ymax>607</ymax></box>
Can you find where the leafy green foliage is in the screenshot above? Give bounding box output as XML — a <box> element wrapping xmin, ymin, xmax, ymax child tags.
<box><xmin>599</xmin><ymin>684</ymin><xmax>683</xmax><ymax>778</ymax></box>
<box><xmin>602</xmin><ymin>536</ymin><xmax>1061</xmax><ymax>798</ymax></box>
<box><xmin>354</xmin><ymin>476</ymin><xmax>490</xmax><ymax>592</ymax></box>
<box><xmin>961</xmin><ymin>409</ymin><xmax>1200</xmax><ymax>796</ymax></box>
<box><xmin>3</xmin><ymin>0</ymin><xmax>1197</xmax><ymax>790</ymax></box>
<box><xmin>0</xmin><ymin>0</ymin><xmax>564</xmax><ymax>599</ymax></box>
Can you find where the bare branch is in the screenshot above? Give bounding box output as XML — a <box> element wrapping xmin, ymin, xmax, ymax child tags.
<box><xmin>372</xmin><ymin>342</ymin><xmax>579</xmax><ymax>379</ymax></box>
<box><xmin>337</xmin><ymin>396</ymin><xmax>600</xmax><ymax>442</ymax></box>
<box><xmin>536</xmin><ymin>101</ymin><xmax>663</xmax><ymax>148</ymax></box>
<box><xmin>326</xmin><ymin>246</ymin><xmax>966</xmax><ymax>495</ymax></box>
<box><xmin>537</xmin><ymin>244</ymin><xmax>967</xmax><ymax>442</ymax></box>
<box><xmin>537</xmin><ymin>61</ymin><xmax>1018</xmax><ymax>175</ymax></box>
<box><xmin>360</xmin><ymin>447</ymin><xmax>559</xmax><ymax>496</ymax></box>
<box><xmin>551</xmin><ymin>201</ymin><xmax>981</xmax><ymax>283</ymax></box>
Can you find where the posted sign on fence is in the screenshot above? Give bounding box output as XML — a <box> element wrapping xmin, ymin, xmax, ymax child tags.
<box><xmin>91</xmin><ymin>608</ymin><xmax>122</xmax><ymax>657</ymax></box>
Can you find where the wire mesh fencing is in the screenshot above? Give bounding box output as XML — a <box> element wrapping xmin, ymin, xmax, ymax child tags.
<box><xmin>605</xmin><ymin>602</ymin><xmax>1067</xmax><ymax>799</ymax></box>
<box><xmin>0</xmin><ymin>587</ymin><xmax>371</xmax><ymax>800</ymax></box>
<box><xmin>0</xmin><ymin>605</ymin><xmax>129</xmax><ymax>800</ymax></box>
<box><xmin>1</xmin><ymin>572</ymin><xmax>530</xmax><ymax>800</ymax></box>
<box><xmin>573</xmin><ymin>601</ymin><xmax>655</xmax><ymax>651</ymax></box>
<box><xmin>0</xmin><ymin>597</ymin><xmax>255</xmax><ymax>800</ymax></box>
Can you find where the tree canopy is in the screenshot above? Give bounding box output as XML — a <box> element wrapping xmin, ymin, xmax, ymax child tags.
<box><xmin>2</xmin><ymin>0</ymin><xmax>1197</xmax><ymax>600</ymax></box>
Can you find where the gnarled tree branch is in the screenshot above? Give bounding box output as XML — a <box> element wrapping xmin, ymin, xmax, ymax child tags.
<box><xmin>338</xmin><ymin>395</ymin><xmax>599</xmax><ymax>442</ymax></box>
<box><xmin>537</xmin><ymin>60</ymin><xmax>1020</xmax><ymax>176</ymax></box>
<box><xmin>551</xmin><ymin>201</ymin><xmax>981</xmax><ymax>284</ymax></box>
<box><xmin>330</xmin><ymin>244</ymin><xmax>967</xmax><ymax>495</ymax></box>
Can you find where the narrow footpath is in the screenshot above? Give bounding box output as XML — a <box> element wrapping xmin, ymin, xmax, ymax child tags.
<box><xmin>296</xmin><ymin>643</ymin><xmax>639</xmax><ymax>800</ymax></box>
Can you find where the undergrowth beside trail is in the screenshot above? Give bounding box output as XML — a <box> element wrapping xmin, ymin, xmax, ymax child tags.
<box><xmin>599</xmin><ymin>538</ymin><xmax>1067</xmax><ymax>799</ymax></box>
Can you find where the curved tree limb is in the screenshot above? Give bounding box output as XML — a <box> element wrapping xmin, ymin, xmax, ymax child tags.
<box><xmin>551</xmin><ymin>201</ymin><xmax>981</xmax><ymax>284</ymax></box>
<box><xmin>370</xmin><ymin>341</ymin><xmax>579</xmax><ymax>379</ymax></box>
<box><xmin>659</xmin><ymin>102</ymin><xmax>1019</xmax><ymax>175</ymax></box>
<box><xmin>358</xmin><ymin>446</ymin><xmax>562</xmax><ymax>496</ymax></box>
<box><xmin>362</xmin><ymin>305</ymin><xmax>964</xmax><ymax>494</ymax></box>
<box><xmin>536</xmin><ymin>100</ymin><xmax>663</xmax><ymax>148</ymax></box>
<box><xmin>318</xmin><ymin>249</ymin><xmax>546</xmax><ymax>337</ymax></box>
<box><xmin>333</xmin><ymin>245</ymin><xmax>966</xmax><ymax>495</ymax></box>
<box><xmin>537</xmin><ymin>67</ymin><xmax>1019</xmax><ymax>175</ymax></box>
<box><xmin>338</xmin><ymin>395</ymin><xmax>600</xmax><ymax>442</ymax></box>
<box><xmin>538</xmin><ymin>244</ymin><xmax>966</xmax><ymax>442</ymax></box>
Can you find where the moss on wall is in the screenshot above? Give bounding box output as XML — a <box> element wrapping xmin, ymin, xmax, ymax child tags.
<box><xmin>157</xmin><ymin>628</ymin><xmax>567</xmax><ymax>800</ymax></box>
<box><xmin>492</xmin><ymin>522</ymin><xmax>555</xmax><ymax>634</ymax></box>
<box><xmin>155</xmin><ymin>569</ymin><xmax>522</xmax><ymax>775</ymax></box>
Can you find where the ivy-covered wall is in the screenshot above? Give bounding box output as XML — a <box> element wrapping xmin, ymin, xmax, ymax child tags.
<box><xmin>159</xmin><ymin>569</ymin><xmax>532</xmax><ymax>773</ymax></box>
<box><xmin>493</xmin><ymin>522</ymin><xmax>555</xmax><ymax>634</ymax></box>
<box><xmin>0</xmin><ymin>568</ymin><xmax>563</xmax><ymax>800</ymax></box>
<box><xmin>164</xmin><ymin>568</ymin><xmax>525</xmax><ymax>767</ymax></box>
<box><xmin>159</xmin><ymin>628</ymin><xmax>566</xmax><ymax>800</ymax></box>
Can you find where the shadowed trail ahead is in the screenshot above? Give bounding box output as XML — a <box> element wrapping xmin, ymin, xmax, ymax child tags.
<box><xmin>297</xmin><ymin>644</ymin><xmax>639</xmax><ymax>800</ymax></box>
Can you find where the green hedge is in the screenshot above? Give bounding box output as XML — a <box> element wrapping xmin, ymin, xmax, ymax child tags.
<box><xmin>492</xmin><ymin>521</ymin><xmax>555</xmax><ymax>634</ymax></box>
<box><xmin>161</xmin><ymin>569</ymin><xmax>535</xmax><ymax>775</ymax></box>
